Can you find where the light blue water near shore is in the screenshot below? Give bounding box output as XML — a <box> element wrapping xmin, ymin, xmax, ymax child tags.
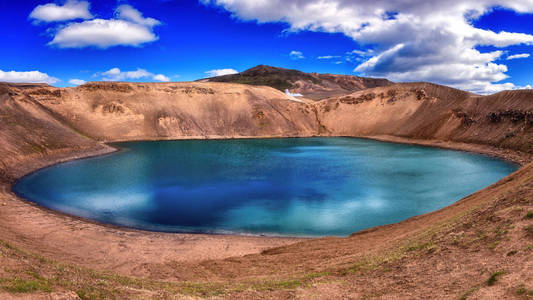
<box><xmin>13</xmin><ymin>138</ymin><xmax>518</xmax><ymax>236</ymax></box>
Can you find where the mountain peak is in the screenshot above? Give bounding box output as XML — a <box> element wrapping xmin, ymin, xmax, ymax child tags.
<box><xmin>202</xmin><ymin>65</ymin><xmax>392</xmax><ymax>100</ymax></box>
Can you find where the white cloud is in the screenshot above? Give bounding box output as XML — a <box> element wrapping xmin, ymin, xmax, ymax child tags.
<box><xmin>99</xmin><ymin>68</ymin><xmax>171</xmax><ymax>82</ymax></box>
<box><xmin>0</xmin><ymin>70</ymin><xmax>59</xmax><ymax>84</ymax></box>
<box><xmin>69</xmin><ymin>78</ymin><xmax>86</xmax><ymax>85</ymax></box>
<box><xmin>202</xmin><ymin>0</ymin><xmax>533</xmax><ymax>94</ymax></box>
<box><xmin>44</xmin><ymin>4</ymin><xmax>160</xmax><ymax>48</ymax></box>
<box><xmin>205</xmin><ymin>68</ymin><xmax>239</xmax><ymax>77</ymax></box>
<box><xmin>289</xmin><ymin>50</ymin><xmax>304</xmax><ymax>59</ymax></box>
<box><xmin>348</xmin><ymin>50</ymin><xmax>372</xmax><ymax>56</ymax></box>
<box><xmin>115</xmin><ymin>5</ymin><xmax>160</xmax><ymax>27</ymax></box>
<box><xmin>153</xmin><ymin>74</ymin><xmax>171</xmax><ymax>82</ymax></box>
<box><xmin>317</xmin><ymin>55</ymin><xmax>340</xmax><ymax>59</ymax></box>
<box><xmin>49</xmin><ymin>19</ymin><xmax>158</xmax><ymax>48</ymax></box>
<box><xmin>29</xmin><ymin>0</ymin><xmax>92</xmax><ymax>22</ymax></box>
<box><xmin>507</xmin><ymin>53</ymin><xmax>530</xmax><ymax>60</ymax></box>
<box><xmin>102</xmin><ymin>68</ymin><xmax>150</xmax><ymax>80</ymax></box>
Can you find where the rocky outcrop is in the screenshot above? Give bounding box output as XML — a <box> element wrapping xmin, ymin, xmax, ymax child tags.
<box><xmin>487</xmin><ymin>110</ymin><xmax>533</xmax><ymax>124</ymax></box>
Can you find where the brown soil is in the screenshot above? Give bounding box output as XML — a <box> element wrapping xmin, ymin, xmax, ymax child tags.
<box><xmin>0</xmin><ymin>81</ymin><xmax>532</xmax><ymax>299</ymax></box>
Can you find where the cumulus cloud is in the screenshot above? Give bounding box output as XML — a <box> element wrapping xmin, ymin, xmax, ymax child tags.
<box><xmin>289</xmin><ymin>50</ymin><xmax>305</xmax><ymax>59</ymax></box>
<box><xmin>115</xmin><ymin>5</ymin><xmax>160</xmax><ymax>27</ymax></box>
<box><xmin>29</xmin><ymin>0</ymin><xmax>92</xmax><ymax>22</ymax></box>
<box><xmin>202</xmin><ymin>0</ymin><xmax>533</xmax><ymax>94</ymax></box>
<box><xmin>99</xmin><ymin>68</ymin><xmax>170</xmax><ymax>82</ymax></box>
<box><xmin>36</xmin><ymin>4</ymin><xmax>160</xmax><ymax>48</ymax></box>
<box><xmin>68</xmin><ymin>79</ymin><xmax>86</xmax><ymax>85</ymax></box>
<box><xmin>0</xmin><ymin>70</ymin><xmax>59</xmax><ymax>84</ymax></box>
<box><xmin>49</xmin><ymin>19</ymin><xmax>158</xmax><ymax>48</ymax></box>
<box><xmin>152</xmin><ymin>74</ymin><xmax>170</xmax><ymax>82</ymax></box>
<box><xmin>205</xmin><ymin>68</ymin><xmax>239</xmax><ymax>77</ymax></box>
<box><xmin>507</xmin><ymin>53</ymin><xmax>530</xmax><ymax>60</ymax></box>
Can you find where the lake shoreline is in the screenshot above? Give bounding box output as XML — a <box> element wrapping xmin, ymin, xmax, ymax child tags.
<box><xmin>0</xmin><ymin>135</ymin><xmax>531</xmax><ymax>277</ymax></box>
<box><xmin>12</xmin><ymin>136</ymin><xmax>519</xmax><ymax>238</ymax></box>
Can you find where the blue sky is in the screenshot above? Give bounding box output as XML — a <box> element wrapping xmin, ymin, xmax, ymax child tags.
<box><xmin>1</xmin><ymin>0</ymin><xmax>533</xmax><ymax>94</ymax></box>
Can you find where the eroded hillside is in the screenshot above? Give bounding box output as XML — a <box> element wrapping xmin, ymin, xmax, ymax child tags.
<box><xmin>2</xmin><ymin>80</ymin><xmax>533</xmax><ymax>180</ymax></box>
<box><xmin>0</xmin><ymin>83</ymin><xmax>108</xmax><ymax>182</ymax></box>
<box><xmin>317</xmin><ymin>83</ymin><xmax>533</xmax><ymax>153</ymax></box>
<box><xmin>0</xmin><ymin>80</ymin><xmax>532</xmax><ymax>299</ymax></box>
<box><xmin>2</xmin><ymin>80</ymin><xmax>533</xmax><ymax>176</ymax></box>
<box><xmin>26</xmin><ymin>82</ymin><xmax>320</xmax><ymax>141</ymax></box>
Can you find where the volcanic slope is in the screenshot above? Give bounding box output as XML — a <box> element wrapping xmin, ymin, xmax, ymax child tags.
<box><xmin>14</xmin><ymin>81</ymin><xmax>320</xmax><ymax>143</ymax></box>
<box><xmin>200</xmin><ymin>64</ymin><xmax>393</xmax><ymax>100</ymax></box>
<box><xmin>317</xmin><ymin>82</ymin><xmax>533</xmax><ymax>154</ymax></box>
<box><xmin>0</xmin><ymin>79</ymin><xmax>532</xmax><ymax>299</ymax></box>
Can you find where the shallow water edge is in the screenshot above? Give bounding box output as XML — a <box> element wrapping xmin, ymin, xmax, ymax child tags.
<box><xmin>13</xmin><ymin>137</ymin><xmax>518</xmax><ymax>237</ymax></box>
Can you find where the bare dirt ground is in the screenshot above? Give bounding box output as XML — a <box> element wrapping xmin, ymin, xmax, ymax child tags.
<box><xmin>0</xmin><ymin>81</ymin><xmax>532</xmax><ymax>299</ymax></box>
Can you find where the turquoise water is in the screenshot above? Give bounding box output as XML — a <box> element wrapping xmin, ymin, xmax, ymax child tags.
<box><xmin>13</xmin><ymin>138</ymin><xmax>517</xmax><ymax>237</ymax></box>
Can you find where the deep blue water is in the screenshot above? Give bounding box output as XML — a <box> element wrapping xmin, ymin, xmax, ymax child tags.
<box><xmin>13</xmin><ymin>138</ymin><xmax>517</xmax><ymax>237</ymax></box>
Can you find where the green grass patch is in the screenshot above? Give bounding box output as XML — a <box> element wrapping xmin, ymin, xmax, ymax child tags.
<box><xmin>302</xmin><ymin>271</ymin><xmax>330</xmax><ymax>281</ymax></box>
<box><xmin>24</xmin><ymin>271</ymin><xmax>45</xmax><ymax>280</ymax></box>
<box><xmin>525</xmin><ymin>211</ymin><xmax>533</xmax><ymax>219</ymax></box>
<box><xmin>493</xmin><ymin>224</ymin><xmax>509</xmax><ymax>238</ymax></box>
<box><xmin>173</xmin><ymin>282</ymin><xmax>223</xmax><ymax>297</ymax></box>
<box><xmin>406</xmin><ymin>241</ymin><xmax>435</xmax><ymax>252</ymax></box>
<box><xmin>76</xmin><ymin>286</ymin><xmax>120</xmax><ymax>300</ymax></box>
<box><xmin>459</xmin><ymin>287</ymin><xmax>479</xmax><ymax>300</ymax></box>
<box><xmin>516</xmin><ymin>284</ymin><xmax>527</xmax><ymax>295</ymax></box>
<box><xmin>254</xmin><ymin>279</ymin><xmax>302</xmax><ymax>291</ymax></box>
<box><xmin>487</xmin><ymin>271</ymin><xmax>505</xmax><ymax>286</ymax></box>
<box><xmin>29</xmin><ymin>144</ymin><xmax>46</xmax><ymax>154</ymax></box>
<box><xmin>0</xmin><ymin>240</ymin><xmax>15</xmax><ymax>250</ymax></box>
<box><xmin>0</xmin><ymin>278</ymin><xmax>51</xmax><ymax>293</ymax></box>
<box><xmin>341</xmin><ymin>260</ymin><xmax>370</xmax><ymax>275</ymax></box>
<box><xmin>488</xmin><ymin>241</ymin><xmax>500</xmax><ymax>250</ymax></box>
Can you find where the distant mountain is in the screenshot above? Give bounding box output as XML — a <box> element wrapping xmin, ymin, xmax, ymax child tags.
<box><xmin>199</xmin><ymin>65</ymin><xmax>392</xmax><ymax>100</ymax></box>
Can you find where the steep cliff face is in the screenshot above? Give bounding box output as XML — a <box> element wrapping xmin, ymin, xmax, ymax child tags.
<box><xmin>317</xmin><ymin>83</ymin><xmax>533</xmax><ymax>153</ymax></box>
<box><xmin>0</xmin><ymin>83</ymin><xmax>105</xmax><ymax>181</ymax></box>
<box><xmin>2</xmin><ymin>80</ymin><xmax>532</xmax><ymax>166</ymax></box>
<box><xmin>25</xmin><ymin>81</ymin><xmax>320</xmax><ymax>142</ymax></box>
